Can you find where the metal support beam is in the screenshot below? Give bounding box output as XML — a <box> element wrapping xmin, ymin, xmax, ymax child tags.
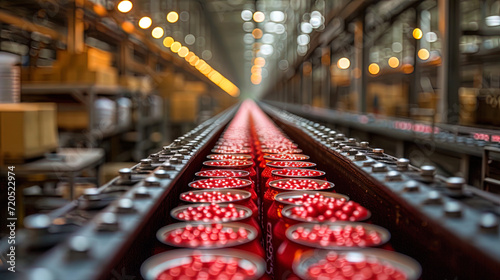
<box><xmin>67</xmin><ymin>0</ymin><xmax>85</xmax><ymax>54</ymax></box>
<box><xmin>354</xmin><ymin>18</ymin><xmax>367</xmax><ymax>113</ymax></box>
<box><xmin>438</xmin><ymin>0</ymin><xmax>461</xmax><ymax>124</ymax></box>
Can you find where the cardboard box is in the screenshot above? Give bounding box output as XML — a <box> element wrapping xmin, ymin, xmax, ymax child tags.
<box><xmin>170</xmin><ymin>93</ymin><xmax>198</xmax><ymax>122</ymax></box>
<box><xmin>64</xmin><ymin>67</ymin><xmax>118</xmax><ymax>86</ymax></box>
<box><xmin>56</xmin><ymin>47</ymin><xmax>112</xmax><ymax>71</ymax></box>
<box><xmin>56</xmin><ymin>106</ymin><xmax>88</xmax><ymax>130</ymax></box>
<box><xmin>0</xmin><ymin>103</ymin><xmax>58</xmax><ymax>164</ymax></box>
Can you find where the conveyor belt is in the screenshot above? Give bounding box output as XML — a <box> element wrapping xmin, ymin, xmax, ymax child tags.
<box><xmin>5</xmin><ymin>101</ymin><xmax>500</xmax><ymax>280</ymax></box>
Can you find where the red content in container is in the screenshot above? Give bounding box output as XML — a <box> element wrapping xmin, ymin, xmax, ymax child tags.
<box><xmin>287</xmin><ymin>200</ymin><xmax>370</xmax><ymax>222</ymax></box>
<box><xmin>271</xmin><ymin>179</ymin><xmax>331</xmax><ymax>190</ymax></box>
<box><xmin>272</xmin><ymin>169</ymin><xmax>324</xmax><ymax>178</ymax></box>
<box><xmin>156</xmin><ymin>255</ymin><xmax>259</xmax><ymax>280</ymax></box>
<box><xmin>195</xmin><ymin>170</ymin><xmax>250</xmax><ymax>179</ymax></box>
<box><xmin>180</xmin><ymin>190</ymin><xmax>258</xmax><ymax>220</ymax></box>
<box><xmin>157</xmin><ymin>223</ymin><xmax>264</xmax><ymax>258</ymax></box>
<box><xmin>181</xmin><ymin>191</ymin><xmax>247</xmax><ymax>203</ymax></box>
<box><xmin>190</xmin><ymin>178</ymin><xmax>251</xmax><ymax>189</ymax></box>
<box><xmin>203</xmin><ymin>160</ymin><xmax>253</xmax><ymax>168</ymax></box>
<box><xmin>290</xmin><ymin>223</ymin><xmax>383</xmax><ymax>247</ymax></box>
<box><xmin>304</xmin><ymin>251</ymin><xmax>407</xmax><ymax>280</ymax></box>
<box><xmin>207</xmin><ymin>154</ymin><xmax>253</xmax><ymax>161</ymax></box>
<box><xmin>174</xmin><ymin>203</ymin><xmax>248</xmax><ymax>222</ymax></box>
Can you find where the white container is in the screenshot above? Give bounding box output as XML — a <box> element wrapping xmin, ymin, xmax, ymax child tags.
<box><xmin>94</xmin><ymin>97</ymin><xmax>116</xmax><ymax>130</ymax></box>
<box><xmin>0</xmin><ymin>52</ymin><xmax>20</xmax><ymax>103</ymax></box>
<box><xmin>116</xmin><ymin>97</ymin><xmax>132</xmax><ymax>127</ymax></box>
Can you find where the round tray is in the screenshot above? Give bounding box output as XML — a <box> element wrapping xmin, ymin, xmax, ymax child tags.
<box><xmin>271</xmin><ymin>168</ymin><xmax>326</xmax><ymax>179</ymax></box>
<box><xmin>263</xmin><ymin>154</ymin><xmax>310</xmax><ymax>161</ymax></box>
<box><xmin>207</xmin><ymin>153</ymin><xmax>253</xmax><ymax>161</ymax></box>
<box><xmin>171</xmin><ymin>203</ymin><xmax>253</xmax><ymax>223</ymax></box>
<box><xmin>274</xmin><ymin>191</ymin><xmax>349</xmax><ymax>206</ymax></box>
<box><xmin>141</xmin><ymin>249</ymin><xmax>265</xmax><ymax>280</ymax></box>
<box><xmin>266</xmin><ymin>161</ymin><xmax>316</xmax><ymax>169</ymax></box>
<box><xmin>180</xmin><ymin>189</ymin><xmax>252</xmax><ymax>204</ymax></box>
<box><xmin>269</xmin><ymin>178</ymin><xmax>335</xmax><ymax>192</ymax></box>
<box><xmin>293</xmin><ymin>249</ymin><xmax>421</xmax><ymax>280</ymax></box>
<box><xmin>156</xmin><ymin>222</ymin><xmax>258</xmax><ymax>249</ymax></box>
<box><xmin>189</xmin><ymin>178</ymin><xmax>253</xmax><ymax>190</ymax></box>
<box><xmin>286</xmin><ymin>221</ymin><xmax>390</xmax><ymax>250</ymax></box>
<box><xmin>203</xmin><ymin>160</ymin><xmax>253</xmax><ymax>169</ymax></box>
<box><xmin>195</xmin><ymin>169</ymin><xmax>250</xmax><ymax>179</ymax></box>
<box><xmin>281</xmin><ymin>204</ymin><xmax>372</xmax><ymax>223</ymax></box>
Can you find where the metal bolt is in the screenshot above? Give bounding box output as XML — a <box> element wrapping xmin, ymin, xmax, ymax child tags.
<box><xmin>162</xmin><ymin>146</ymin><xmax>172</xmax><ymax>154</ymax></box>
<box><xmin>337</xmin><ymin>143</ymin><xmax>346</xmax><ymax>150</ymax></box>
<box><xmin>386</xmin><ymin>171</ymin><xmax>402</xmax><ymax>181</ymax></box>
<box><xmin>479</xmin><ymin>213</ymin><xmax>499</xmax><ymax>234</ymax></box>
<box><xmin>161</xmin><ymin>163</ymin><xmax>175</xmax><ymax>170</ymax></box>
<box><xmin>116</xmin><ymin>198</ymin><xmax>135</xmax><ymax>213</ymax></box>
<box><xmin>425</xmin><ymin>191</ymin><xmax>442</xmax><ymax>204</ymax></box>
<box><xmin>354</xmin><ymin>153</ymin><xmax>367</xmax><ymax>161</ymax></box>
<box><xmin>27</xmin><ymin>268</ymin><xmax>55</xmax><ymax>280</ymax></box>
<box><xmin>372</xmin><ymin>163</ymin><xmax>388</xmax><ymax>172</ymax></box>
<box><xmin>154</xmin><ymin>169</ymin><xmax>170</xmax><ymax>179</ymax></box>
<box><xmin>321</xmin><ymin>134</ymin><xmax>329</xmax><ymax>141</ymax></box>
<box><xmin>329</xmin><ymin>131</ymin><xmax>337</xmax><ymax>136</ymax></box>
<box><xmin>119</xmin><ymin>168</ymin><xmax>132</xmax><ymax>181</ymax></box>
<box><xmin>348</xmin><ymin>138</ymin><xmax>357</xmax><ymax>145</ymax></box>
<box><xmin>360</xmin><ymin>142</ymin><xmax>369</xmax><ymax>148</ymax></box>
<box><xmin>363</xmin><ymin>160</ymin><xmax>375</xmax><ymax>167</ymax></box>
<box><xmin>178</xmin><ymin>149</ymin><xmax>190</xmax><ymax>155</ymax></box>
<box><xmin>347</xmin><ymin>149</ymin><xmax>358</xmax><ymax>155</ymax></box>
<box><xmin>403</xmin><ymin>180</ymin><xmax>420</xmax><ymax>192</ymax></box>
<box><xmin>135</xmin><ymin>186</ymin><xmax>150</xmax><ymax>198</ymax></box>
<box><xmin>397</xmin><ymin>158</ymin><xmax>410</xmax><ymax>171</ymax></box>
<box><xmin>83</xmin><ymin>188</ymin><xmax>100</xmax><ymax>200</ymax></box>
<box><xmin>446</xmin><ymin>177</ymin><xmax>465</xmax><ymax>191</ymax></box>
<box><xmin>331</xmin><ymin>141</ymin><xmax>341</xmax><ymax>147</ymax></box>
<box><xmin>174</xmin><ymin>153</ymin><xmax>185</xmax><ymax>160</ymax></box>
<box><xmin>335</xmin><ymin>134</ymin><xmax>346</xmax><ymax>141</ymax></box>
<box><xmin>319</xmin><ymin>125</ymin><xmax>326</xmax><ymax>130</ymax></box>
<box><xmin>341</xmin><ymin>146</ymin><xmax>351</xmax><ymax>153</ymax></box>
<box><xmin>97</xmin><ymin>212</ymin><xmax>119</xmax><ymax>232</ymax></box>
<box><xmin>372</xmin><ymin>148</ymin><xmax>384</xmax><ymax>154</ymax></box>
<box><xmin>68</xmin><ymin>236</ymin><xmax>90</xmax><ymax>258</ymax></box>
<box><xmin>140</xmin><ymin>159</ymin><xmax>152</xmax><ymax>168</ymax></box>
<box><xmin>144</xmin><ymin>176</ymin><xmax>161</xmax><ymax>187</ymax></box>
<box><xmin>24</xmin><ymin>214</ymin><xmax>51</xmax><ymax>229</ymax></box>
<box><xmin>444</xmin><ymin>201</ymin><xmax>462</xmax><ymax>218</ymax></box>
<box><xmin>149</xmin><ymin>153</ymin><xmax>160</xmax><ymax>163</ymax></box>
<box><xmin>420</xmin><ymin>165</ymin><xmax>436</xmax><ymax>177</ymax></box>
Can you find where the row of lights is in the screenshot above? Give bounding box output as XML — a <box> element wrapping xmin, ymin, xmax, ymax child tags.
<box><xmin>117</xmin><ymin>1</ymin><xmax>239</xmax><ymax>97</ymax></box>
<box><xmin>333</xmin><ymin>27</ymin><xmax>435</xmax><ymax>75</ymax></box>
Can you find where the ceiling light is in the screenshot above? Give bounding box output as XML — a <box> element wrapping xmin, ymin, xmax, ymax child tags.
<box><xmin>170</xmin><ymin>42</ymin><xmax>182</xmax><ymax>53</ymax></box>
<box><xmin>178</xmin><ymin>46</ymin><xmax>189</xmax><ymax>57</ymax></box>
<box><xmin>388</xmin><ymin>57</ymin><xmax>399</xmax><ymax>68</ymax></box>
<box><xmin>163</xmin><ymin>37</ymin><xmax>174</xmax><ymax>47</ymax></box>
<box><xmin>253</xmin><ymin>11</ymin><xmax>265</xmax><ymax>23</ymax></box>
<box><xmin>151</xmin><ymin>27</ymin><xmax>164</xmax><ymax>39</ymax></box>
<box><xmin>337</xmin><ymin>57</ymin><xmax>350</xmax><ymax>69</ymax></box>
<box><xmin>167</xmin><ymin>11</ymin><xmax>179</xmax><ymax>23</ymax></box>
<box><xmin>413</xmin><ymin>28</ymin><xmax>423</xmax><ymax>39</ymax></box>
<box><xmin>241</xmin><ymin>10</ymin><xmax>253</xmax><ymax>21</ymax></box>
<box><xmin>368</xmin><ymin>63</ymin><xmax>380</xmax><ymax>75</ymax></box>
<box><xmin>138</xmin><ymin>17</ymin><xmax>152</xmax><ymax>29</ymax></box>
<box><xmin>270</xmin><ymin>11</ymin><xmax>285</xmax><ymax>22</ymax></box>
<box><xmin>117</xmin><ymin>1</ymin><xmax>133</xmax><ymax>13</ymax></box>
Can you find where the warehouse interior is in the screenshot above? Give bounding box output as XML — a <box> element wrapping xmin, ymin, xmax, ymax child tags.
<box><xmin>1</xmin><ymin>0</ymin><xmax>500</xmax><ymax>280</ymax></box>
